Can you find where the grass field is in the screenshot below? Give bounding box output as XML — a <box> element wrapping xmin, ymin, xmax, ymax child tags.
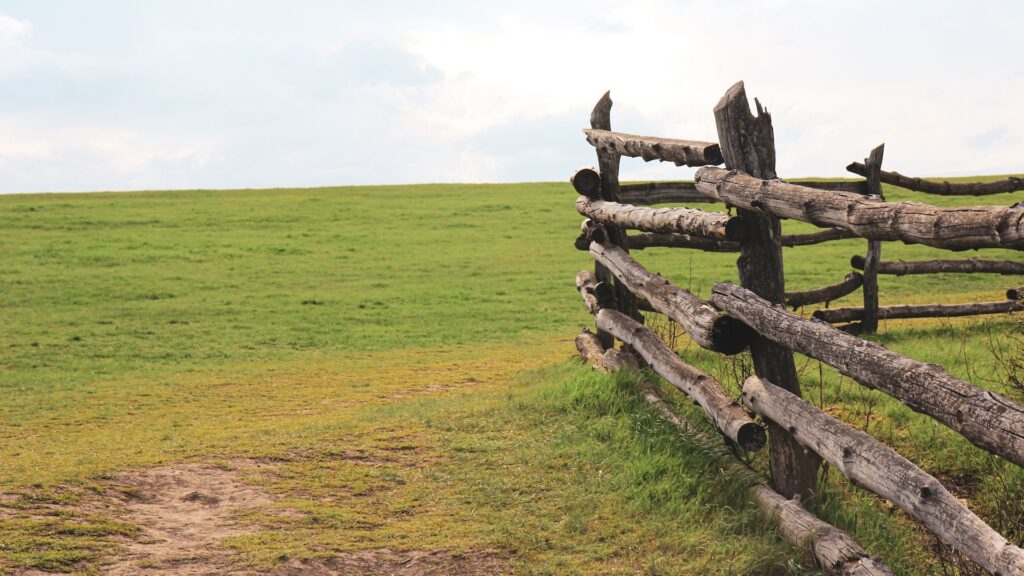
<box><xmin>1</xmin><ymin>176</ymin><xmax>1022</xmax><ymax>574</ymax></box>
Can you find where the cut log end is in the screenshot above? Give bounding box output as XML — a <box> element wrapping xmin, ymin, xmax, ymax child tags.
<box><xmin>571</xmin><ymin>167</ymin><xmax>602</xmax><ymax>198</ymax></box>
<box><xmin>712</xmin><ymin>316</ymin><xmax>755</xmax><ymax>355</ymax></box>
<box><xmin>737</xmin><ymin>421</ymin><xmax>767</xmax><ymax>452</ymax></box>
<box><xmin>1009</xmin><ymin>287</ymin><xmax>1022</xmax><ymax>301</ymax></box>
<box><xmin>724</xmin><ymin>218</ymin><xmax>749</xmax><ymax>242</ymax></box>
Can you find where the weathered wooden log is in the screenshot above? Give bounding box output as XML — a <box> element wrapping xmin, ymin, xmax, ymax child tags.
<box><xmin>575</xmin><ymin>329</ymin><xmax>606</xmax><ymax>368</ymax></box>
<box><xmin>859</xmin><ymin>145</ymin><xmax>885</xmax><ymax>334</ymax></box>
<box><xmin>712</xmin><ymin>282</ymin><xmax>1024</xmax><ymax>468</ymax></box>
<box><xmin>597</xmin><ymin>308</ymin><xmax>764</xmax><ymax>451</ymax></box>
<box><xmin>641</xmin><ymin>387</ymin><xmax>893</xmax><ymax>576</ymax></box>
<box><xmin>781</xmin><ymin>228</ymin><xmax>859</xmax><ymax>247</ymax></box>
<box><xmin>1010</xmin><ymin>286</ymin><xmax>1023</xmax><ymax>301</ymax></box>
<box><xmin>590</xmin><ymin>242</ymin><xmax>753</xmax><ymax>355</ymax></box>
<box><xmin>576</xmin><ymin>196</ymin><xmax>747</xmax><ymax>241</ymax></box>
<box><xmin>851</xmin><ymin>254</ymin><xmax>1024</xmax><ymax>276</ymax></box>
<box><xmin>714</xmin><ymin>80</ymin><xmax>819</xmax><ymax>499</ymax></box>
<box><xmin>847</xmin><ymin>163</ymin><xmax>1024</xmax><ymax>196</ymax></box>
<box><xmin>576</xmin><ymin>270</ymin><xmax>615</xmax><ymax>315</ymax></box>
<box><xmin>627</xmin><ymin>232</ymin><xmax>740</xmax><ymax>252</ymax></box>
<box><xmin>584</xmin><ymin>129</ymin><xmax>724</xmax><ymax>167</ymax></box>
<box><xmin>785</xmin><ymin>273</ymin><xmax>863</xmax><ymax>309</ymax></box>
<box><xmin>571</xmin><ymin>167</ymin><xmax>602</xmax><ymax>198</ymax></box>
<box><xmin>787</xmin><ymin>180</ymin><xmax>870</xmax><ymax>195</ymax></box>
<box><xmin>741</xmin><ymin>376</ymin><xmax>1024</xmax><ymax>576</ymax></box>
<box><xmin>618</xmin><ymin>181</ymin><xmax>717</xmax><ymax>205</ymax></box>
<box><xmin>811</xmin><ymin>300</ymin><xmax>1024</xmax><ymax>323</ymax></box>
<box><xmin>694</xmin><ymin>166</ymin><xmax>1024</xmax><ymax>251</ymax></box>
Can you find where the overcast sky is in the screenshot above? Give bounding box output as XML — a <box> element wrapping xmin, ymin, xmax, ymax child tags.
<box><xmin>1</xmin><ymin>1</ymin><xmax>1022</xmax><ymax>193</ymax></box>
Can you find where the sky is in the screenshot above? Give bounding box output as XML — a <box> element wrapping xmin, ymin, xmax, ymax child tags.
<box><xmin>0</xmin><ymin>0</ymin><xmax>1022</xmax><ymax>194</ymax></box>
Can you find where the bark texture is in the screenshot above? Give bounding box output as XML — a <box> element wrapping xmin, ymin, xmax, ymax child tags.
<box><xmin>590</xmin><ymin>242</ymin><xmax>753</xmax><ymax>354</ymax></box>
<box><xmin>742</xmin><ymin>376</ymin><xmax>1024</xmax><ymax>576</ymax></box>
<box><xmin>596</xmin><ymin>308</ymin><xmax>765</xmax><ymax>451</ymax></box>
<box><xmin>847</xmin><ymin>163</ymin><xmax>1024</xmax><ymax>196</ymax></box>
<box><xmin>694</xmin><ymin>167</ymin><xmax>1024</xmax><ymax>251</ymax></box>
<box><xmin>714</xmin><ymin>80</ymin><xmax>819</xmax><ymax>499</ymax></box>
<box><xmin>576</xmin><ymin>196</ymin><xmax>746</xmax><ymax>240</ymax></box>
<box><xmin>811</xmin><ymin>300</ymin><xmax>1024</xmax><ymax>323</ymax></box>
<box><xmin>712</xmin><ymin>282</ymin><xmax>1024</xmax><ymax>468</ymax></box>
<box><xmin>584</xmin><ymin>129</ymin><xmax>724</xmax><ymax>167</ymax></box>
<box><xmin>1010</xmin><ymin>287</ymin><xmax>1023</xmax><ymax>301</ymax></box>
<box><xmin>642</xmin><ymin>388</ymin><xmax>893</xmax><ymax>576</ymax></box>
<box><xmin>851</xmin><ymin>255</ymin><xmax>1024</xmax><ymax>276</ymax></box>
<box><xmin>618</xmin><ymin>180</ymin><xmax>717</xmax><ymax>205</ymax></box>
<box><xmin>785</xmin><ymin>273</ymin><xmax>864</xmax><ymax>309</ymax></box>
<box><xmin>860</xmin><ymin>145</ymin><xmax>885</xmax><ymax>334</ymax></box>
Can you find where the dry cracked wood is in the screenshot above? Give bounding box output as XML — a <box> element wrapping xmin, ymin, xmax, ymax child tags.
<box><xmin>694</xmin><ymin>167</ymin><xmax>1024</xmax><ymax>251</ymax></box>
<box><xmin>590</xmin><ymin>242</ymin><xmax>752</xmax><ymax>354</ymax></box>
<box><xmin>742</xmin><ymin>376</ymin><xmax>1024</xmax><ymax>576</ymax></box>
<box><xmin>812</xmin><ymin>300</ymin><xmax>1024</xmax><ymax>323</ymax></box>
<box><xmin>576</xmin><ymin>196</ymin><xmax>746</xmax><ymax>240</ymax></box>
<box><xmin>785</xmin><ymin>273</ymin><xmax>863</xmax><ymax>309</ymax></box>
<box><xmin>847</xmin><ymin>163</ymin><xmax>1024</xmax><ymax>196</ymax></box>
<box><xmin>618</xmin><ymin>180</ymin><xmax>717</xmax><ymax>205</ymax></box>
<box><xmin>596</xmin><ymin>308</ymin><xmax>765</xmax><ymax>451</ymax></box>
<box><xmin>584</xmin><ymin>129</ymin><xmax>723</xmax><ymax>167</ymax></box>
<box><xmin>851</xmin><ymin>255</ymin><xmax>1024</xmax><ymax>276</ymax></box>
<box><xmin>712</xmin><ymin>282</ymin><xmax>1024</xmax><ymax>469</ymax></box>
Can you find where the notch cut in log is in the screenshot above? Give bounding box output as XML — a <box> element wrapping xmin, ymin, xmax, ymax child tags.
<box><xmin>811</xmin><ymin>300</ymin><xmax>1024</xmax><ymax>323</ymax></box>
<box><xmin>596</xmin><ymin>308</ymin><xmax>765</xmax><ymax>451</ymax></box>
<box><xmin>584</xmin><ymin>129</ymin><xmax>724</xmax><ymax>167</ymax></box>
<box><xmin>571</xmin><ymin>167</ymin><xmax>602</xmax><ymax>198</ymax></box>
<box><xmin>576</xmin><ymin>270</ymin><xmax>615</xmax><ymax>314</ymax></box>
<box><xmin>847</xmin><ymin>163</ymin><xmax>1024</xmax><ymax>196</ymax></box>
<box><xmin>1010</xmin><ymin>286</ymin><xmax>1024</xmax><ymax>300</ymax></box>
<box><xmin>618</xmin><ymin>181</ymin><xmax>717</xmax><ymax>205</ymax></box>
<box><xmin>590</xmin><ymin>242</ymin><xmax>753</xmax><ymax>355</ymax></box>
<box><xmin>712</xmin><ymin>282</ymin><xmax>1024</xmax><ymax>468</ymax></box>
<box><xmin>784</xmin><ymin>273</ymin><xmax>863</xmax><ymax>309</ymax></box>
<box><xmin>741</xmin><ymin>376</ymin><xmax>1024</xmax><ymax>576</ymax></box>
<box><xmin>576</xmin><ymin>196</ymin><xmax>747</xmax><ymax>241</ymax></box>
<box><xmin>851</xmin><ymin>255</ymin><xmax>1024</xmax><ymax>276</ymax></box>
<box><xmin>694</xmin><ymin>167</ymin><xmax>1024</xmax><ymax>251</ymax></box>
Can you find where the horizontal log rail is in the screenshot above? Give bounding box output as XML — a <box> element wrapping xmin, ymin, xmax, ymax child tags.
<box><xmin>584</xmin><ymin>129</ymin><xmax>724</xmax><ymax>167</ymax></box>
<box><xmin>741</xmin><ymin>376</ymin><xmax>1024</xmax><ymax>576</ymax></box>
<box><xmin>576</xmin><ymin>196</ymin><xmax>746</xmax><ymax>240</ymax></box>
<box><xmin>812</xmin><ymin>300</ymin><xmax>1024</xmax><ymax>323</ymax></box>
<box><xmin>850</xmin><ymin>254</ymin><xmax>1024</xmax><ymax>276</ymax></box>
<box><xmin>710</xmin><ymin>282</ymin><xmax>1024</xmax><ymax>468</ymax></box>
<box><xmin>784</xmin><ymin>272</ymin><xmax>863</xmax><ymax>309</ymax></box>
<box><xmin>847</xmin><ymin>163</ymin><xmax>1024</xmax><ymax>196</ymax></box>
<box><xmin>596</xmin><ymin>308</ymin><xmax>765</xmax><ymax>451</ymax></box>
<box><xmin>694</xmin><ymin>167</ymin><xmax>1024</xmax><ymax>251</ymax></box>
<box><xmin>786</xmin><ymin>180</ymin><xmax>869</xmax><ymax>195</ymax></box>
<box><xmin>780</xmin><ymin>227</ymin><xmax>859</xmax><ymax>247</ymax></box>
<box><xmin>618</xmin><ymin>180</ymin><xmax>717</xmax><ymax>205</ymax></box>
<box><xmin>590</xmin><ymin>242</ymin><xmax>753</xmax><ymax>354</ymax></box>
<box><xmin>626</xmin><ymin>228</ymin><xmax>858</xmax><ymax>252</ymax></box>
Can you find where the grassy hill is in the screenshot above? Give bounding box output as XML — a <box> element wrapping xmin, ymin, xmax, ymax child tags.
<box><xmin>0</xmin><ymin>180</ymin><xmax>1021</xmax><ymax>574</ymax></box>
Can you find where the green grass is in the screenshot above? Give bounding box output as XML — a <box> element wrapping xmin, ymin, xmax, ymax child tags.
<box><xmin>0</xmin><ymin>176</ymin><xmax>1022</xmax><ymax>574</ymax></box>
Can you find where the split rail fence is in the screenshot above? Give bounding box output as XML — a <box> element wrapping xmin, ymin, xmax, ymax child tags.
<box><xmin>571</xmin><ymin>82</ymin><xmax>1024</xmax><ymax>575</ymax></box>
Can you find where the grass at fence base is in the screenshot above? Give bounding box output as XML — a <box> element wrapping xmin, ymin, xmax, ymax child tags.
<box><xmin>1</xmin><ymin>176</ymin><xmax>1022</xmax><ymax>574</ymax></box>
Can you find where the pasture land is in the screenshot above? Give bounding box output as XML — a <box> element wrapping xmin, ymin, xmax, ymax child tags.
<box><xmin>0</xmin><ymin>179</ymin><xmax>1021</xmax><ymax>574</ymax></box>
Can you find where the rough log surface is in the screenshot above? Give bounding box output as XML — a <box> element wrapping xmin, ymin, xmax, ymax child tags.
<box><xmin>851</xmin><ymin>255</ymin><xmax>1024</xmax><ymax>276</ymax></box>
<box><xmin>694</xmin><ymin>166</ymin><xmax>1024</xmax><ymax>251</ymax></box>
<box><xmin>596</xmin><ymin>308</ymin><xmax>765</xmax><ymax>451</ymax></box>
<box><xmin>576</xmin><ymin>196</ymin><xmax>746</xmax><ymax>240</ymax></box>
<box><xmin>618</xmin><ymin>180</ymin><xmax>717</xmax><ymax>205</ymax></box>
<box><xmin>714</xmin><ymin>80</ymin><xmax>819</xmax><ymax>499</ymax></box>
<box><xmin>575</xmin><ymin>329</ymin><xmax>606</xmax><ymax>368</ymax></box>
<box><xmin>590</xmin><ymin>242</ymin><xmax>752</xmax><ymax>354</ymax></box>
<box><xmin>785</xmin><ymin>273</ymin><xmax>864</xmax><ymax>309</ymax></box>
<box><xmin>642</xmin><ymin>388</ymin><xmax>892</xmax><ymax>576</ymax></box>
<box><xmin>848</xmin><ymin>162</ymin><xmax>1024</xmax><ymax>196</ymax></box>
<box><xmin>627</xmin><ymin>228</ymin><xmax>857</xmax><ymax>252</ymax></box>
<box><xmin>584</xmin><ymin>129</ymin><xmax>724</xmax><ymax>167</ymax></box>
<box><xmin>860</xmin><ymin>145</ymin><xmax>885</xmax><ymax>334</ymax></box>
<box><xmin>787</xmin><ymin>180</ymin><xmax>870</xmax><ymax>195</ymax></box>
<box><xmin>742</xmin><ymin>376</ymin><xmax>1024</xmax><ymax>576</ymax></box>
<box><xmin>811</xmin><ymin>300</ymin><xmax>1024</xmax><ymax>323</ymax></box>
<box><xmin>712</xmin><ymin>282</ymin><xmax>1024</xmax><ymax>468</ymax></box>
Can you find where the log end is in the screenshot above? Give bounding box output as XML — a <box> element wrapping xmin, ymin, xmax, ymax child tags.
<box><xmin>737</xmin><ymin>421</ymin><xmax>767</xmax><ymax>452</ymax></box>
<box><xmin>724</xmin><ymin>217</ymin><xmax>749</xmax><ymax>242</ymax></box>
<box><xmin>571</xmin><ymin>167</ymin><xmax>602</xmax><ymax>198</ymax></box>
<box><xmin>1008</xmin><ymin>287</ymin><xmax>1022</xmax><ymax>301</ymax></box>
<box><xmin>704</xmin><ymin>143</ymin><xmax>725</xmax><ymax>166</ymax></box>
<box><xmin>850</xmin><ymin>254</ymin><xmax>866</xmax><ymax>270</ymax></box>
<box><xmin>711</xmin><ymin>316</ymin><xmax>755</xmax><ymax>355</ymax></box>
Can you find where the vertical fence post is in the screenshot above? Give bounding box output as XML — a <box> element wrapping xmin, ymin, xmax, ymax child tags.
<box><xmin>860</xmin><ymin>144</ymin><xmax>885</xmax><ymax>334</ymax></box>
<box><xmin>590</xmin><ymin>92</ymin><xmax>643</xmax><ymax>349</ymax></box>
<box><xmin>713</xmin><ymin>82</ymin><xmax>820</xmax><ymax>500</ymax></box>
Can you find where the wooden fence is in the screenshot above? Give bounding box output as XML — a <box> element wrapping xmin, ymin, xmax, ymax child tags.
<box><xmin>571</xmin><ymin>82</ymin><xmax>1024</xmax><ymax>575</ymax></box>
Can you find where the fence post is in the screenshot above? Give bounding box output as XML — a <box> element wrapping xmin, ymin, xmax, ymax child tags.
<box><xmin>860</xmin><ymin>144</ymin><xmax>885</xmax><ymax>334</ymax></box>
<box><xmin>589</xmin><ymin>92</ymin><xmax>643</xmax><ymax>350</ymax></box>
<box><xmin>713</xmin><ymin>82</ymin><xmax>820</xmax><ymax>499</ymax></box>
